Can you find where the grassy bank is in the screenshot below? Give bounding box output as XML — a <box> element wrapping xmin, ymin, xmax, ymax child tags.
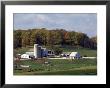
<box><xmin>14</xmin><ymin>59</ymin><xmax>97</xmax><ymax>75</ymax></box>
<box><xmin>14</xmin><ymin>66</ymin><xmax>96</xmax><ymax>75</ymax></box>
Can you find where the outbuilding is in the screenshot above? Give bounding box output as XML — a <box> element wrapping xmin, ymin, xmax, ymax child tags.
<box><xmin>69</xmin><ymin>52</ymin><xmax>81</xmax><ymax>59</ymax></box>
<box><xmin>21</xmin><ymin>54</ymin><xmax>32</xmax><ymax>60</ymax></box>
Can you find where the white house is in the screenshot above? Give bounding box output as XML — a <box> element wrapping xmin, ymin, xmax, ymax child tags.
<box><xmin>69</xmin><ymin>52</ymin><xmax>81</xmax><ymax>59</ymax></box>
<box><xmin>47</xmin><ymin>50</ymin><xmax>55</xmax><ymax>56</ymax></box>
<box><xmin>21</xmin><ymin>54</ymin><xmax>32</xmax><ymax>60</ymax></box>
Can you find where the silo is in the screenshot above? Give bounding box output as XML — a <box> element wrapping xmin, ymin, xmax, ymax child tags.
<box><xmin>34</xmin><ymin>44</ymin><xmax>38</xmax><ymax>58</ymax></box>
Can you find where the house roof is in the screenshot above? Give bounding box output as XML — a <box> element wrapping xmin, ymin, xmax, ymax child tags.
<box><xmin>21</xmin><ymin>54</ymin><xmax>29</xmax><ymax>56</ymax></box>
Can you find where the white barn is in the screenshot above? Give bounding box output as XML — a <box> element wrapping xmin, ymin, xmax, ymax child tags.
<box><xmin>69</xmin><ymin>52</ymin><xmax>81</xmax><ymax>59</ymax></box>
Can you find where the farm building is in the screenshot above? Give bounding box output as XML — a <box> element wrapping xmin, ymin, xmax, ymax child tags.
<box><xmin>34</xmin><ymin>44</ymin><xmax>42</xmax><ymax>58</ymax></box>
<box><xmin>47</xmin><ymin>50</ymin><xmax>55</xmax><ymax>56</ymax></box>
<box><xmin>41</xmin><ymin>48</ymin><xmax>48</xmax><ymax>57</ymax></box>
<box><xmin>21</xmin><ymin>54</ymin><xmax>33</xmax><ymax>60</ymax></box>
<box><xmin>20</xmin><ymin>44</ymin><xmax>55</xmax><ymax>59</ymax></box>
<box><xmin>69</xmin><ymin>52</ymin><xmax>81</xmax><ymax>59</ymax></box>
<box><xmin>61</xmin><ymin>52</ymin><xmax>71</xmax><ymax>57</ymax></box>
<box><xmin>34</xmin><ymin>44</ymin><xmax>55</xmax><ymax>58</ymax></box>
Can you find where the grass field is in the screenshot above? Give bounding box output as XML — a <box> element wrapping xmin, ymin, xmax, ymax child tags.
<box><xmin>14</xmin><ymin>59</ymin><xmax>97</xmax><ymax>75</ymax></box>
<box><xmin>14</xmin><ymin>45</ymin><xmax>97</xmax><ymax>75</ymax></box>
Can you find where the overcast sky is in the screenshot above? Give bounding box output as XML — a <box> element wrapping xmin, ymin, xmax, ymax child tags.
<box><xmin>14</xmin><ymin>13</ymin><xmax>97</xmax><ymax>37</ymax></box>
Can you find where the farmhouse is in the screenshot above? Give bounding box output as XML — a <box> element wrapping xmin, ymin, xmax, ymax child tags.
<box><xmin>47</xmin><ymin>50</ymin><xmax>55</xmax><ymax>56</ymax></box>
<box><xmin>21</xmin><ymin>54</ymin><xmax>32</xmax><ymax>60</ymax></box>
<box><xmin>61</xmin><ymin>52</ymin><xmax>71</xmax><ymax>57</ymax></box>
<box><xmin>69</xmin><ymin>52</ymin><xmax>81</xmax><ymax>59</ymax></box>
<box><xmin>21</xmin><ymin>52</ymin><xmax>34</xmax><ymax>59</ymax></box>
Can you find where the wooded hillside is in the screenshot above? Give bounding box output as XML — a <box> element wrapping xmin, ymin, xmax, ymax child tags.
<box><xmin>14</xmin><ymin>28</ymin><xmax>97</xmax><ymax>49</ymax></box>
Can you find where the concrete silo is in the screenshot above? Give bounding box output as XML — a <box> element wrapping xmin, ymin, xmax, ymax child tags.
<box><xmin>34</xmin><ymin>44</ymin><xmax>42</xmax><ymax>58</ymax></box>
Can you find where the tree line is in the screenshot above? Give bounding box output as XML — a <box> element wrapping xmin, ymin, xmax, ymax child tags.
<box><xmin>14</xmin><ymin>28</ymin><xmax>97</xmax><ymax>49</ymax></box>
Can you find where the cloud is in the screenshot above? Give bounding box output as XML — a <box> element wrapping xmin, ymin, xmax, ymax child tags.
<box><xmin>14</xmin><ymin>13</ymin><xmax>97</xmax><ymax>37</ymax></box>
<box><xmin>36</xmin><ymin>14</ymin><xmax>49</xmax><ymax>22</ymax></box>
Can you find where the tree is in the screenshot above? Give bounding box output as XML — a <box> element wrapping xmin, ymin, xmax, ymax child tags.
<box><xmin>21</xmin><ymin>31</ymin><xmax>31</xmax><ymax>47</ymax></box>
<box><xmin>53</xmin><ymin>47</ymin><xmax>63</xmax><ymax>55</ymax></box>
<box><xmin>47</xmin><ymin>30</ymin><xmax>54</xmax><ymax>48</ymax></box>
<box><xmin>30</xmin><ymin>30</ymin><xmax>37</xmax><ymax>46</ymax></box>
<box><xmin>36</xmin><ymin>29</ymin><xmax>48</xmax><ymax>46</ymax></box>
<box><xmin>14</xmin><ymin>28</ymin><xmax>97</xmax><ymax>49</ymax></box>
<box><xmin>64</xmin><ymin>32</ymin><xmax>71</xmax><ymax>45</ymax></box>
<box><xmin>68</xmin><ymin>31</ymin><xmax>76</xmax><ymax>46</ymax></box>
<box><xmin>14</xmin><ymin>30</ymin><xmax>22</xmax><ymax>48</ymax></box>
<box><xmin>90</xmin><ymin>36</ymin><xmax>97</xmax><ymax>49</ymax></box>
<box><xmin>59</xmin><ymin>29</ymin><xmax>67</xmax><ymax>46</ymax></box>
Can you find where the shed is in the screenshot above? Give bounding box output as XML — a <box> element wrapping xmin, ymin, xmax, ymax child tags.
<box><xmin>69</xmin><ymin>52</ymin><xmax>81</xmax><ymax>59</ymax></box>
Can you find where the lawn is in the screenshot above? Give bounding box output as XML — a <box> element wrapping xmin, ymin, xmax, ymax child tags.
<box><xmin>14</xmin><ymin>59</ymin><xmax>97</xmax><ymax>75</ymax></box>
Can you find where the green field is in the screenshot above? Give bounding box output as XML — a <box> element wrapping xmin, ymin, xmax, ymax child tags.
<box><xmin>14</xmin><ymin>59</ymin><xmax>97</xmax><ymax>75</ymax></box>
<box><xmin>14</xmin><ymin>46</ymin><xmax>97</xmax><ymax>75</ymax></box>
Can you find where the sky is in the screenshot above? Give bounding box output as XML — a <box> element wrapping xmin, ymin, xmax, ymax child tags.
<box><xmin>14</xmin><ymin>13</ymin><xmax>97</xmax><ymax>37</ymax></box>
